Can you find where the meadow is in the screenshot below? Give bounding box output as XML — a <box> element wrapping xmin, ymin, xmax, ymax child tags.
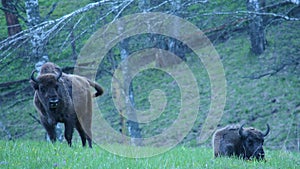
<box><xmin>1</xmin><ymin>1</ymin><xmax>300</xmax><ymax>168</ymax></box>
<box><xmin>0</xmin><ymin>140</ymin><xmax>299</xmax><ymax>169</ymax></box>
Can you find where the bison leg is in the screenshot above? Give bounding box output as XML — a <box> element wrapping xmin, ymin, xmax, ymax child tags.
<box><xmin>64</xmin><ymin>121</ymin><xmax>75</xmax><ymax>147</ymax></box>
<box><xmin>42</xmin><ymin>121</ymin><xmax>57</xmax><ymax>143</ymax></box>
<box><xmin>87</xmin><ymin>135</ymin><xmax>92</xmax><ymax>148</ymax></box>
<box><xmin>220</xmin><ymin>144</ymin><xmax>235</xmax><ymax>156</ymax></box>
<box><xmin>75</xmin><ymin>121</ymin><xmax>92</xmax><ymax>148</ymax></box>
<box><xmin>75</xmin><ymin>121</ymin><xmax>87</xmax><ymax>147</ymax></box>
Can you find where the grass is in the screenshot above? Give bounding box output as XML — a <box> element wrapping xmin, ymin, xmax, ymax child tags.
<box><xmin>0</xmin><ymin>0</ymin><xmax>299</xmax><ymax>158</ymax></box>
<box><xmin>0</xmin><ymin>140</ymin><xmax>299</xmax><ymax>169</ymax></box>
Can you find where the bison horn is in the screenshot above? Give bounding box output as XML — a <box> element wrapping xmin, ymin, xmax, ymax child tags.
<box><xmin>263</xmin><ymin>124</ymin><xmax>270</xmax><ymax>137</ymax></box>
<box><xmin>30</xmin><ymin>70</ymin><xmax>39</xmax><ymax>83</ymax></box>
<box><xmin>55</xmin><ymin>67</ymin><xmax>62</xmax><ymax>81</ymax></box>
<box><xmin>239</xmin><ymin>123</ymin><xmax>246</xmax><ymax>137</ymax></box>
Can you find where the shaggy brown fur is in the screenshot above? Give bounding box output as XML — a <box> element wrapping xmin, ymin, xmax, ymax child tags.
<box><xmin>212</xmin><ymin>124</ymin><xmax>270</xmax><ymax>160</ymax></box>
<box><xmin>30</xmin><ymin>62</ymin><xmax>103</xmax><ymax>148</ymax></box>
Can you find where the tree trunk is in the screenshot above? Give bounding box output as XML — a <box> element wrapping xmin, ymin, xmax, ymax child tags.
<box><xmin>1</xmin><ymin>0</ymin><xmax>22</xmax><ymax>36</ymax></box>
<box><xmin>247</xmin><ymin>0</ymin><xmax>266</xmax><ymax>55</ymax></box>
<box><xmin>119</xmin><ymin>39</ymin><xmax>142</xmax><ymax>146</ymax></box>
<box><xmin>156</xmin><ymin>0</ymin><xmax>183</xmax><ymax>67</ymax></box>
<box><xmin>25</xmin><ymin>0</ymin><xmax>48</xmax><ymax>66</ymax></box>
<box><xmin>169</xmin><ymin>0</ymin><xmax>181</xmax><ymax>54</ymax></box>
<box><xmin>25</xmin><ymin>0</ymin><xmax>41</xmax><ymax>26</ymax></box>
<box><xmin>116</xmin><ymin>6</ymin><xmax>142</xmax><ymax>144</ymax></box>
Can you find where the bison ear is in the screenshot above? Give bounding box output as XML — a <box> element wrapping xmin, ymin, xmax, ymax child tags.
<box><xmin>238</xmin><ymin>124</ymin><xmax>247</xmax><ymax>138</ymax></box>
<box><xmin>30</xmin><ymin>80</ymin><xmax>39</xmax><ymax>90</ymax></box>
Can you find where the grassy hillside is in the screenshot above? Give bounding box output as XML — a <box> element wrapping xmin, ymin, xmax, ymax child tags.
<box><xmin>0</xmin><ymin>0</ymin><xmax>299</xmax><ymax>153</ymax></box>
<box><xmin>0</xmin><ymin>140</ymin><xmax>299</xmax><ymax>169</ymax></box>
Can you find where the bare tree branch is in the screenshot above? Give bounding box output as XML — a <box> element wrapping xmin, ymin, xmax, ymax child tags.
<box><xmin>59</xmin><ymin>15</ymin><xmax>84</xmax><ymax>52</ymax></box>
<box><xmin>262</xmin><ymin>0</ymin><xmax>296</xmax><ymax>11</ymax></box>
<box><xmin>147</xmin><ymin>1</ymin><xmax>169</xmax><ymax>12</ymax></box>
<box><xmin>244</xmin><ymin>59</ymin><xmax>300</xmax><ymax>79</ymax></box>
<box><xmin>44</xmin><ymin>2</ymin><xmax>58</xmax><ymax>20</ymax></box>
<box><xmin>58</xmin><ymin>1</ymin><xmax>130</xmax><ymax>56</ymax></box>
<box><xmin>200</xmin><ymin>10</ymin><xmax>300</xmax><ymax>21</ymax></box>
<box><xmin>111</xmin><ymin>0</ymin><xmax>134</xmax><ymax>23</ymax></box>
<box><xmin>182</xmin><ymin>0</ymin><xmax>208</xmax><ymax>7</ymax></box>
<box><xmin>0</xmin><ymin>0</ymin><xmax>125</xmax><ymax>53</ymax></box>
<box><xmin>0</xmin><ymin>79</ymin><xmax>28</xmax><ymax>88</ymax></box>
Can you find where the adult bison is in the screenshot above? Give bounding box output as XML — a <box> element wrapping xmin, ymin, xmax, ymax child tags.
<box><xmin>30</xmin><ymin>62</ymin><xmax>103</xmax><ymax>148</ymax></box>
<box><xmin>212</xmin><ymin>124</ymin><xmax>270</xmax><ymax>160</ymax></box>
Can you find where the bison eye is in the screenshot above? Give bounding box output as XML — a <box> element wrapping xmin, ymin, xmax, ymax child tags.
<box><xmin>55</xmin><ymin>85</ymin><xmax>59</xmax><ymax>90</ymax></box>
<box><xmin>40</xmin><ymin>87</ymin><xmax>46</xmax><ymax>93</ymax></box>
<box><xmin>248</xmin><ymin>140</ymin><xmax>253</xmax><ymax>146</ymax></box>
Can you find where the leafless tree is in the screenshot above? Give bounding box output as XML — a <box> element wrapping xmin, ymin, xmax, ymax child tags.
<box><xmin>247</xmin><ymin>0</ymin><xmax>266</xmax><ymax>55</ymax></box>
<box><xmin>25</xmin><ymin>0</ymin><xmax>49</xmax><ymax>68</ymax></box>
<box><xmin>1</xmin><ymin>0</ymin><xmax>22</xmax><ymax>36</ymax></box>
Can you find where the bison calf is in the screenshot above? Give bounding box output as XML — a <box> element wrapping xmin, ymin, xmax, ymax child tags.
<box><xmin>30</xmin><ymin>62</ymin><xmax>103</xmax><ymax>148</ymax></box>
<box><xmin>212</xmin><ymin>124</ymin><xmax>270</xmax><ymax>160</ymax></box>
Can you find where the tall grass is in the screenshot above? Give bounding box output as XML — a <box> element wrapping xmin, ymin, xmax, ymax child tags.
<box><xmin>0</xmin><ymin>140</ymin><xmax>299</xmax><ymax>169</ymax></box>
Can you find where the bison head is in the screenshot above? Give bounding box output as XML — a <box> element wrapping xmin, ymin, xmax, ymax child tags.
<box><xmin>30</xmin><ymin>68</ymin><xmax>63</xmax><ymax>110</ymax></box>
<box><xmin>238</xmin><ymin>124</ymin><xmax>270</xmax><ymax>160</ymax></box>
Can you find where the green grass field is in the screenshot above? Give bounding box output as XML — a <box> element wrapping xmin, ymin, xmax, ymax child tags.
<box><xmin>0</xmin><ymin>140</ymin><xmax>299</xmax><ymax>169</ymax></box>
<box><xmin>1</xmin><ymin>1</ymin><xmax>299</xmax><ymax>168</ymax></box>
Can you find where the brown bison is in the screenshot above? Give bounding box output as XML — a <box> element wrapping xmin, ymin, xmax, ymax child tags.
<box><xmin>30</xmin><ymin>62</ymin><xmax>103</xmax><ymax>148</ymax></box>
<box><xmin>212</xmin><ymin>124</ymin><xmax>270</xmax><ymax>160</ymax></box>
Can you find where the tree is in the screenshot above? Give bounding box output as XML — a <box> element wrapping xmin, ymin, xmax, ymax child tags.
<box><xmin>1</xmin><ymin>0</ymin><xmax>22</xmax><ymax>36</ymax></box>
<box><xmin>114</xmin><ymin>0</ymin><xmax>145</xmax><ymax>145</ymax></box>
<box><xmin>247</xmin><ymin>0</ymin><xmax>266</xmax><ymax>55</ymax></box>
<box><xmin>118</xmin><ymin>39</ymin><xmax>142</xmax><ymax>145</ymax></box>
<box><xmin>156</xmin><ymin>0</ymin><xmax>185</xmax><ymax>67</ymax></box>
<box><xmin>25</xmin><ymin>0</ymin><xmax>48</xmax><ymax>66</ymax></box>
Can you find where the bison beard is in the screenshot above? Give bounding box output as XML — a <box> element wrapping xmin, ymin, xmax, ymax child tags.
<box><xmin>30</xmin><ymin>62</ymin><xmax>103</xmax><ymax>148</ymax></box>
<box><xmin>212</xmin><ymin>124</ymin><xmax>270</xmax><ymax>160</ymax></box>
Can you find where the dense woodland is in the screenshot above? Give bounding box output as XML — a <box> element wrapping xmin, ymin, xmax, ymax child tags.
<box><xmin>0</xmin><ymin>0</ymin><xmax>299</xmax><ymax>151</ymax></box>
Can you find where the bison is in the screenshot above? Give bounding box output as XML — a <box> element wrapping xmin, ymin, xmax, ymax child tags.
<box><xmin>212</xmin><ymin>124</ymin><xmax>270</xmax><ymax>160</ymax></box>
<box><xmin>30</xmin><ymin>62</ymin><xmax>103</xmax><ymax>148</ymax></box>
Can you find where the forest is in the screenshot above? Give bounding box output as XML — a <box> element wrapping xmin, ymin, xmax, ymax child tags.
<box><xmin>0</xmin><ymin>0</ymin><xmax>300</xmax><ymax>158</ymax></box>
